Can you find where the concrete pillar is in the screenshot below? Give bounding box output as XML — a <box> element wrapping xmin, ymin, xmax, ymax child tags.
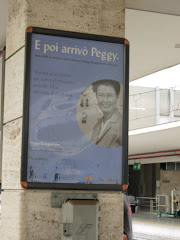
<box><xmin>155</xmin><ymin>86</ymin><xmax>160</xmax><ymax>125</ymax></box>
<box><xmin>155</xmin><ymin>163</ymin><xmax>160</xmax><ymax>195</ymax></box>
<box><xmin>1</xmin><ymin>0</ymin><xmax>125</xmax><ymax>239</ymax></box>
<box><xmin>170</xmin><ymin>87</ymin><xmax>174</xmax><ymax>122</ymax></box>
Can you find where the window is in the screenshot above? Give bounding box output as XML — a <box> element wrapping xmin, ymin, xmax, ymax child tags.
<box><xmin>160</xmin><ymin>162</ymin><xmax>180</xmax><ymax>171</ymax></box>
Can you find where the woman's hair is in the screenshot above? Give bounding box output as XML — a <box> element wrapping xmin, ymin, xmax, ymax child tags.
<box><xmin>92</xmin><ymin>79</ymin><xmax>120</xmax><ymax>96</ymax></box>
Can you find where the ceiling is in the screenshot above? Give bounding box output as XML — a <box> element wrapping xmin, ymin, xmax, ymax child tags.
<box><xmin>1</xmin><ymin>0</ymin><xmax>180</xmax><ymax>157</ymax></box>
<box><xmin>126</xmin><ymin>0</ymin><xmax>180</xmax><ymax>16</ymax></box>
<box><xmin>129</xmin><ymin>122</ymin><xmax>180</xmax><ymax>155</ymax></box>
<box><xmin>125</xmin><ymin>10</ymin><xmax>180</xmax><ymax>81</ymax></box>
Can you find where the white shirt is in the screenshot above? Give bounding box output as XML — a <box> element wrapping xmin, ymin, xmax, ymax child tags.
<box><xmin>98</xmin><ymin>118</ymin><xmax>111</xmax><ymax>139</ymax></box>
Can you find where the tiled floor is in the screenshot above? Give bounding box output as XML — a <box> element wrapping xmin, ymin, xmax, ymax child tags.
<box><xmin>132</xmin><ymin>212</ymin><xmax>180</xmax><ymax>240</ymax></box>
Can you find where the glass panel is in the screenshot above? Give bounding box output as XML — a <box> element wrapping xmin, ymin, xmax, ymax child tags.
<box><xmin>160</xmin><ymin>89</ymin><xmax>169</xmax><ymax>116</ymax></box>
<box><xmin>176</xmin><ymin>162</ymin><xmax>180</xmax><ymax>171</ymax></box>
<box><xmin>174</xmin><ymin>90</ymin><xmax>180</xmax><ymax>117</ymax></box>
<box><xmin>160</xmin><ymin>163</ymin><xmax>166</xmax><ymax>170</ymax></box>
<box><xmin>167</xmin><ymin>162</ymin><xmax>175</xmax><ymax>171</ymax></box>
<box><xmin>129</xmin><ymin>86</ymin><xmax>156</xmax><ymax>130</ymax></box>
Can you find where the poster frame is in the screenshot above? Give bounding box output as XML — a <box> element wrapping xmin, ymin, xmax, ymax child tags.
<box><xmin>21</xmin><ymin>27</ymin><xmax>129</xmax><ymax>191</ymax></box>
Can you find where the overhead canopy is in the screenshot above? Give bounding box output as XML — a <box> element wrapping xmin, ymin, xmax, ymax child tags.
<box><xmin>126</xmin><ymin>0</ymin><xmax>180</xmax><ymax>16</ymax></box>
<box><xmin>126</xmin><ymin>9</ymin><xmax>180</xmax><ymax>81</ymax></box>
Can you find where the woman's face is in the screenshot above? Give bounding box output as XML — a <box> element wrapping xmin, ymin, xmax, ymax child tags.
<box><xmin>96</xmin><ymin>84</ymin><xmax>118</xmax><ymax>114</ymax></box>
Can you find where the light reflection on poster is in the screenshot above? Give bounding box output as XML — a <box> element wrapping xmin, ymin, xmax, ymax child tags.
<box><xmin>27</xmin><ymin>31</ymin><xmax>125</xmax><ymax>185</ymax></box>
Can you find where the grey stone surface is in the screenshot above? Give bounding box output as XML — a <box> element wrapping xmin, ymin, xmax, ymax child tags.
<box><xmin>98</xmin><ymin>192</ymin><xmax>124</xmax><ymax>239</ymax></box>
<box><xmin>160</xmin><ymin>170</ymin><xmax>180</xmax><ymax>195</ymax></box>
<box><xmin>6</xmin><ymin>0</ymin><xmax>27</xmax><ymax>58</ymax></box>
<box><xmin>1</xmin><ymin>190</ymin><xmax>123</xmax><ymax>240</ymax></box>
<box><xmin>1</xmin><ymin>191</ymin><xmax>27</xmax><ymax>240</ymax></box>
<box><xmin>4</xmin><ymin>48</ymin><xmax>24</xmax><ymax>123</ymax></box>
<box><xmin>2</xmin><ymin>118</ymin><xmax>23</xmax><ymax>190</ymax></box>
<box><xmin>6</xmin><ymin>0</ymin><xmax>125</xmax><ymax>58</ymax></box>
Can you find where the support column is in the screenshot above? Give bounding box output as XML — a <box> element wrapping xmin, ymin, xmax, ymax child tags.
<box><xmin>155</xmin><ymin>86</ymin><xmax>160</xmax><ymax>125</ymax></box>
<box><xmin>169</xmin><ymin>87</ymin><xmax>174</xmax><ymax>122</ymax></box>
<box><xmin>1</xmin><ymin>1</ymin><xmax>125</xmax><ymax>239</ymax></box>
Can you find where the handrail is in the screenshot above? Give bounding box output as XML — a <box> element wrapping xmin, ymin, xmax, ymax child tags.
<box><xmin>136</xmin><ymin>197</ymin><xmax>157</xmax><ymax>213</ymax></box>
<box><xmin>137</xmin><ymin>197</ymin><xmax>156</xmax><ymax>199</ymax></box>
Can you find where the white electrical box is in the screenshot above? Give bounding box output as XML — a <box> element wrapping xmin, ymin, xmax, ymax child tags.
<box><xmin>61</xmin><ymin>200</ymin><xmax>100</xmax><ymax>240</ymax></box>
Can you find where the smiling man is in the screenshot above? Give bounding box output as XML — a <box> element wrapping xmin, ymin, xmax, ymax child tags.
<box><xmin>91</xmin><ymin>79</ymin><xmax>122</xmax><ymax>148</ymax></box>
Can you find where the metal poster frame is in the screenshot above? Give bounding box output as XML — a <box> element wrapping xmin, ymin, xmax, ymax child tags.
<box><xmin>21</xmin><ymin>27</ymin><xmax>129</xmax><ymax>190</ymax></box>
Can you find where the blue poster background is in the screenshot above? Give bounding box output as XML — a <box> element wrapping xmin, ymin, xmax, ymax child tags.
<box><xmin>27</xmin><ymin>33</ymin><xmax>124</xmax><ymax>184</ymax></box>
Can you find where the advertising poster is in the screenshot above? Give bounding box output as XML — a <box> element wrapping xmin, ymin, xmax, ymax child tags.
<box><xmin>21</xmin><ymin>28</ymin><xmax>129</xmax><ymax>190</ymax></box>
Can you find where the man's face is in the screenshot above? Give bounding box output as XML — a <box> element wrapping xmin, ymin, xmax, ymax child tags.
<box><xmin>96</xmin><ymin>84</ymin><xmax>118</xmax><ymax>114</ymax></box>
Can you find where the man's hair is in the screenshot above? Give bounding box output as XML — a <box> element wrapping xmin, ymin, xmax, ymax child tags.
<box><xmin>92</xmin><ymin>79</ymin><xmax>121</xmax><ymax>96</ymax></box>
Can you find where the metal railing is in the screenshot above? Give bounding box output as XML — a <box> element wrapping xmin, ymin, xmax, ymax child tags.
<box><xmin>136</xmin><ymin>197</ymin><xmax>157</xmax><ymax>213</ymax></box>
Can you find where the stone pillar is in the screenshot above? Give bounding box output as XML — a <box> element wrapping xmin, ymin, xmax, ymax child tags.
<box><xmin>155</xmin><ymin>163</ymin><xmax>160</xmax><ymax>195</ymax></box>
<box><xmin>1</xmin><ymin>0</ymin><xmax>125</xmax><ymax>239</ymax></box>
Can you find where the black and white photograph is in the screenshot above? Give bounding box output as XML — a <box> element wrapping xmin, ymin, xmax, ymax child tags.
<box><xmin>77</xmin><ymin>79</ymin><xmax>123</xmax><ymax>148</ymax></box>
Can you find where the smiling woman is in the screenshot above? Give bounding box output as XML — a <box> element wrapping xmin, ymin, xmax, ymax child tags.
<box><xmin>77</xmin><ymin>79</ymin><xmax>123</xmax><ymax>148</ymax></box>
<box><xmin>91</xmin><ymin>80</ymin><xmax>122</xmax><ymax>148</ymax></box>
